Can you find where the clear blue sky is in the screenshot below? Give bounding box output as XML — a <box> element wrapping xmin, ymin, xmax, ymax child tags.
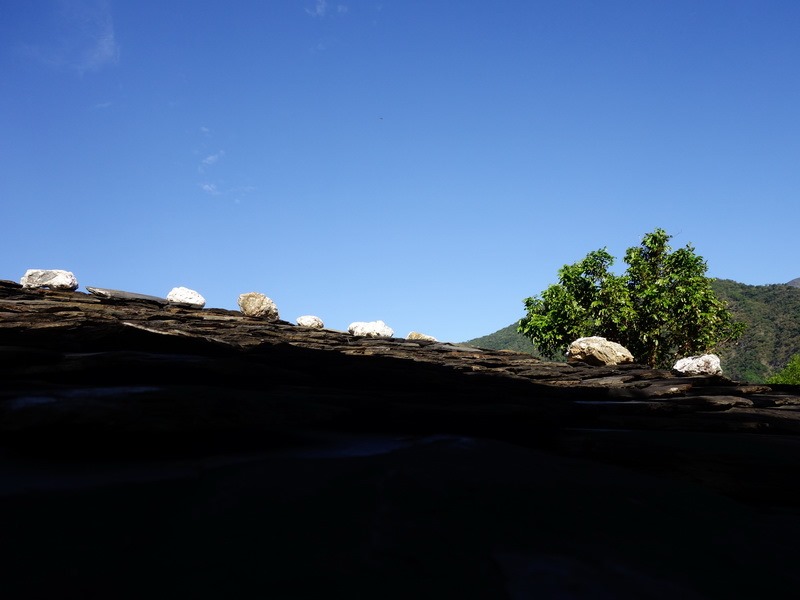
<box><xmin>2</xmin><ymin>1</ymin><xmax>798</xmax><ymax>342</ymax></box>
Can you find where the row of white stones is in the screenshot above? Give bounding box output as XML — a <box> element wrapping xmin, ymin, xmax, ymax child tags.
<box><xmin>18</xmin><ymin>269</ymin><xmax>437</xmax><ymax>341</ymax></box>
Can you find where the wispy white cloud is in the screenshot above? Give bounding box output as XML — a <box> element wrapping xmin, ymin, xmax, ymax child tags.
<box><xmin>198</xmin><ymin>150</ymin><xmax>224</xmax><ymax>175</ymax></box>
<box><xmin>306</xmin><ymin>0</ymin><xmax>328</xmax><ymax>18</ymax></box>
<box><xmin>201</xmin><ymin>150</ymin><xmax>225</xmax><ymax>166</ymax></box>
<box><xmin>305</xmin><ymin>1</ymin><xmax>349</xmax><ymax>18</ymax></box>
<box><xmin>22</xmin><ymin>0</ymin><xmax>120</xmax><ymax>74</ymax></box>
<box><xmin>80</xmin><ymin>17</ymin><xmax>119</xmax><ymax>73</ymax></box>
<box><xmin>199</xmin><ymin>182</ymin><xmax>256</xmax><ymax>202</ymax></box>
<box><xmin>195</xmin><ymin>128</ymin><xmax>254</xmax><ymax>202</ymax></box>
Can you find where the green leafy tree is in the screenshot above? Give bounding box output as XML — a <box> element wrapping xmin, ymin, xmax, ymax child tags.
<box><xmin>768</xmin><ymin>354</ymin><xmax>800</xmax><ymax>385</ymax></box>
<box><xmin>518</xmin><ymin>229</ymin><xmax>745</xmax><ymax>367</ymax></box>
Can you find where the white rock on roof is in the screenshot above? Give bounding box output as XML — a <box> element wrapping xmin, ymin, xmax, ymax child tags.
<box><xmin>348</xmin><ymin>320</ymin><xmax>394</xmax><ymax>338</ymax></box>
<box><xmin>297</xmin><ymin>315</ymin><xmax>324</xmax><ymax>329</ymax></box>
<box><xmin>672</xmin><ymin>354</ymin><xmax>723</xmax><ymax>376</ymax></box>
<box><xmin>237</xmin><ymin>292</ymin><xmax>279</xmax><ymax>319</ymax></box>
<box><xmin>166</xmin><ymin>286</ymin><xmax>206</xmax><ymax>308</ymax></box>
<box><xmin>20</xmin><ymin>269</ymin><xmax>79</xmax><ymax>291</ymax></box>
<box><xmin>407</xmin><ymin>331</ymin><xmax>438</xmax><ymax>342</ymax></box>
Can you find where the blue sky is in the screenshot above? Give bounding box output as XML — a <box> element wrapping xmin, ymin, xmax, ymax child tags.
<box><xmin>2</xmin><ymin>1</ymin><xmax>799</xmax><ymax>342</ymax></box>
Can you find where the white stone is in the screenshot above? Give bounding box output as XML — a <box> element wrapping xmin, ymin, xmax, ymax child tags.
<box><xmin>672</xmin><ymin>354</ymin><xmax>723</xmax><ymax>376</ymax></box>
<box><xmin>407</xmin><ymin>331</ymin><xmax>438</xmax><ymax>342</ymax></box>
<box><xmin>566</xmin><ymin>336</ymin><xmax>634</xmax><ymax>366</ymax></box>
<box><xmin>166</xmin><ymin>286</ymin><xmax>206</xmax><ymax>308</ymax></box>
<box><xmin>348</xmin><ymin>320</ymin><xmax>394</xmax><ymax>338</ymax></box>
<box><xmin>237</xmin><ymin>292</ymin><xmax>279</xmax><ymax>319</ymax></box>
<box><xmin>20</xmin><ymin>269</ymin><xmax>78</xmax><ymax>291</ymax></box>
<box><xmin>297</xmin><ymin>315</ymin><xmax>324</xmax><ymax>329</ymax></box>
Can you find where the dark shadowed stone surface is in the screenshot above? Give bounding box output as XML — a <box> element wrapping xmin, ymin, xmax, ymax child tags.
<box><xmin>2</xmin><ymin>280</ymin><xmax>800</xmax><ymax>598</ymax></box>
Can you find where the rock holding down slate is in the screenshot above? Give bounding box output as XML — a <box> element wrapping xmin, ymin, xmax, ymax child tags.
<box><xmin>166</xmin><ymin>286</ymin><xmax>206</xmax><ymax>308</ymax></box>
<box><xmin>20</xmin><ymin>269</ymin><xmax>79</xmax><ymax>291</ymax></box>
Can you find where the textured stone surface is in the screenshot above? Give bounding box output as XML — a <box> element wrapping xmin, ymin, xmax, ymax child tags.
<box><xmin>167</xmin><ymin>286</ymin><xmax>206</xmax><ymax>308</ymax></box>
<box><xmin>20</xmin><ymin>269</ymin><xmax>78</xmax><ymax>290</ymax></box>
<box><xmin>567</xmin><ymin>336</ymin><xmax>634</xmax><ymax>366</ymax></box>
<box><xmin>296</xmin><ymin>315</ymin><xmax>323</xmax><ymax>328</ymax></box>
<box><xmin>2</xmin><ymin>280</ymin><xmax>799</xmax><ymax>436</ymax></box>
<box><xmin>673</xmin><ymin>354</ymin><xmax>723</xmax><ymax>376</ymax></box>
<box><xmin>237</xmin><ymin>292</ymin><xmax>279</xmax><ymax>319</ymax></box>
<box><xmin>348</xmin><ymin>320</ymin><xmax>394</xmax><ymax>338</ymax></box>
<box><xmin>3</xmin><ymin>280</ymin><xmax>800</xmax><ymax>598</ymax></box>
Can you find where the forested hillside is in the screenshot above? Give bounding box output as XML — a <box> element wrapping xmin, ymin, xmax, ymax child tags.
<box><xmin>465</xmin><ymin>279</ymin><xmax>800</xmax><ymax>383</ymax></box>
<box><xmin>465</xmin><ymin>324</ymin><xmax>544</xmax><ymax>357</ymax></box>
<box><xmin>712</xmin><ymin>280</ymin><xmax>800</xmax><ymax>382</ymax></box>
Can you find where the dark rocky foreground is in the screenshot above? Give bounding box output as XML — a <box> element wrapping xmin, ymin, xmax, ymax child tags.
<box><xmin>2</xmin><ymin>280</ymin><xmax>800</xmax><ymax>598</ymax></box>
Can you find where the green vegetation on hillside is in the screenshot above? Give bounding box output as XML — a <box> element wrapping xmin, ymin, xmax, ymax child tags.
<box><xmin>464</xmin><ymin>323</ymin><xmax>544</xmax><ymax>357</ymax></box>
<box><xmin>465</xmin><ymin>278</ymin><xmax>800</xmax><ymax>383</ymax></box>
<box><xmin>711</xmin><ymin>279</ymin><xmax>800</xmax><ymax>382</ymax></box>
<box><xmin>768</xmin><ymin>354</ymin><xmax>800</xmax><ymax>385</ymax></box>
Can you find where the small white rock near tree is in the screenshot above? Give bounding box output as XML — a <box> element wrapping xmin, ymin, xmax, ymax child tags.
<box><xmin>566</xmin><ymin>337</ymin><xmax>634</xmax><ymax>366</ymax></box>
<box><xmin>672</xmin><ymin>354</ymin><xmax>723</xmax><ymax>377</ymax></box>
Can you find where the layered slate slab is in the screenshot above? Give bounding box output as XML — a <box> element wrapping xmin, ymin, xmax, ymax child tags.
<box><xmin>2</xmin><ymin>280</ymin><xmax>800</xmax><ymax>597</ymax></box>
<box><xmin>3</xmin><ymin>279</ymin><xmax>800</xmax><ymax>437</ymax></box>
<box><xmin>86</xmin><ymin>285</ymin><xmax>169</xmax><ymax>305</ymax></box>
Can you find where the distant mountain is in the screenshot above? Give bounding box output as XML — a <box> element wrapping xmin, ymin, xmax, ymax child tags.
<box><xmin>463</xmin><ymin>279</ymin><xmax>800</xmax><ymax>383</ymax></box>
<box><xmin>464</xmin><ymin>323</ymin><xmax>544</xmax><ymax>358</ymax></box>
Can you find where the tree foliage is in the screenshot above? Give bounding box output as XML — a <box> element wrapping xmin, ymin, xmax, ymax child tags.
<box><xmin>517</xmin><ymin>229</ymin><xmax>745</xmax><ymax>367</ymax></box>
<box><xmin>768</xmin><ymin>354</ymin><xmax>800</xmax><ymax>385</ymax></box>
